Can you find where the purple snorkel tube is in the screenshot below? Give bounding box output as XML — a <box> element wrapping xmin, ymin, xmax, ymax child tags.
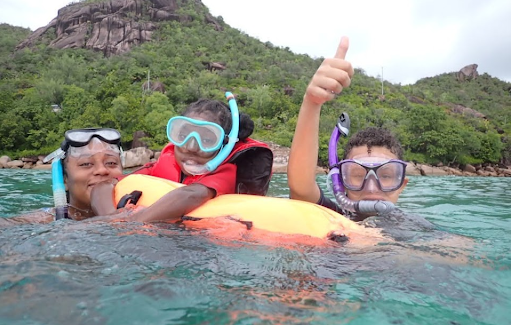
<box><xmin>328</xmin><ymin>113</ymin><xmax>395</xmax><ymax>216</ymax></box>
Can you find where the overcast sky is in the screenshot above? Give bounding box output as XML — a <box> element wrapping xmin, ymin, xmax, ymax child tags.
<box><xmin>1</xmin><ymin>0</ymin><xmax>510</xmax><ymax>85</ymax></box>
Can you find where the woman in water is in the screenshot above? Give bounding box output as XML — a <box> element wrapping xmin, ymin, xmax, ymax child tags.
<box><xmin>1</xmin><ymin>128</ymin><xmax>124</xmax><ymax>226</ymax></box>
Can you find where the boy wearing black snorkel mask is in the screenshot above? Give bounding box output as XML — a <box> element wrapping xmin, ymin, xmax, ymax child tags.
<box><xmin>90</xmin><ymin>93</ymin><xmax>273</xmax><ymax>223</ymax></box>
<box><xmin>288</xmin><ymin>36</ymin><xmax>409</xmax><ymax>222</ymax></box>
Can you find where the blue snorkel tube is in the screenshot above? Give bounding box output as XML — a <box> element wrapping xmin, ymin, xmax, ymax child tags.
<box><xmin>51</xmin><ymin>159</ymin><xmax>68</xmax><ymax>220</ymax></box>
<box><xmin>178</xmin><ymin>91</ymin><xmax>240</xmax><ymax>175</ymax></box>
<box><xmin>327</xmin><ymin>113</ymin><xmax>395</xmax><ymax>216</ymax></box>
<box><xmin>205</xmin><ymin>91</ymin><xmax>239</xmax><ymax>172</ymax></box>
<box><xmin>43</xmin><ymin>147</ymin><xmax>68</xmax><ymax>220</ymax></box>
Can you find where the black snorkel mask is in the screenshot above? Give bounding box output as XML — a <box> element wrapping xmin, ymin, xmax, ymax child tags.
<box><xmin>327</xmin><ymin>113</ymin><xmax>396</xmax><ymax>216</ymax></box>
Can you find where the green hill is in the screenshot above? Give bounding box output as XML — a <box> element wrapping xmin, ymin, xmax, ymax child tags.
<box><xmin>0</xmin><ymin>0</ymin><xmax>509</xmax><ymax>168</ymax></box>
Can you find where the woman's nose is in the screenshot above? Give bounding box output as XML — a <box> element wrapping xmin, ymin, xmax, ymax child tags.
<box><xmin>93</xmin><ymin>162</ymin><xmax>110</xmax><ymax>175</ymax></box>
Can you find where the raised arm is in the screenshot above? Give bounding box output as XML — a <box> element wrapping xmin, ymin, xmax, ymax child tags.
<box><xmin>288</xmin><ymin>36</ymin><xmax>353</xmax><ymax>203</ymax></box>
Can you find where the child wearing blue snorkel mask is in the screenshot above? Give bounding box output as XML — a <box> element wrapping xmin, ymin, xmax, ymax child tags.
<box><xmin>90</xmin><ymin>93</ymin><xmax>273</xmax><ymax>223</ymax></box>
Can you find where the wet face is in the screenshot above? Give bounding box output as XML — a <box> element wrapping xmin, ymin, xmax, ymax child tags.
<box><xmin>344</xmin><ymin>145</ymin><xmax>408</xmax><ymax>207</ymax></box>
<box><xmin>174</xmin><ymin>112</ymin><xmax>222</xmax><ymax>176</ymax></box>
<box><xmin>64</xmin><ymin>150</ymin><xmax>123</xmax><ymax>211</ymax></box>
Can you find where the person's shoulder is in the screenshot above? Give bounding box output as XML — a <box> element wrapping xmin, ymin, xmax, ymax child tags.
<box><xmin>16</xmin><ymin>207</ymin><xmax>55</xmax><ymax>218</ymax></box>
<box><xmin>393</xmin><ymin>208</ymin><xmax>435</xmax><ymax>228</ymax></box>
<box><xmin>362</xmin><ymin>208</ymin><xmax>435</xmax><ymax>229</ymax></box>
<box><xmin>0</xmin><ymin>208</ymin><xmax>56</xmax><ymax>228</ymax></box>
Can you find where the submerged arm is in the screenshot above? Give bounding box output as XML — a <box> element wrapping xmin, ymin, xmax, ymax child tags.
<box><xmin>0</xmin><ymin>211</ymin><xmax>54</xmax><ymax>228</ymax></box>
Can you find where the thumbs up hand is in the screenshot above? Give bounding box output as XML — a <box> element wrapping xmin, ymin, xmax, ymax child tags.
<box><xmin>303</xmin><ymin>36</ymin><xmax>354</xmax><ymax>106</ymax></box>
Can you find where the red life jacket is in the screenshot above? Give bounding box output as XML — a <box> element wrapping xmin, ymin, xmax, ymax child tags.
<box><xmin>226</xmin><ymin>138</ymin><xmax>273</xmax><ymax>196</ymax></box>
<box><xmin>129</xmin><ymin>138</ymin><xmax>273</xmax><ymax>196</ymax></box>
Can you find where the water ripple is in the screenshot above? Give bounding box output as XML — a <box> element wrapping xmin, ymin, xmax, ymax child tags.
<box><xmin>0</xmin><ymin>171</ymin><xmax>510</xmax><ymax>325</ymax></box>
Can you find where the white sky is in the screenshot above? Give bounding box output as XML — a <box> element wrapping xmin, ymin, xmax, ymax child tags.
<box><xmin>1</xmin><ymin>0</ymin><xmax>510</xmax><ymax>85</ymax></box>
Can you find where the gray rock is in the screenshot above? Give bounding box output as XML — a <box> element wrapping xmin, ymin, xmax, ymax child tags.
<box><xmin>0</xmin><ymin>155</ymin><xmax>12</xmax><ymax>168</ymax></box>
<box><xmin>124</xmin><ymin>147</ymin><xmax>153</xmax><ymax>168</ymax></box>
<box><xmin>16</xmin><ymin>0</ymin><xmax>222</xmax><ymax>57</ymax></box>
<box><xmin>7</xmin><ymin>160</ymin><xmax>24</xmax><ymax>168</ymax></box>
<box><xmin>457</xmin><ymin>63</ymin><xmax>478</xmax><ymax>82</ymax></box>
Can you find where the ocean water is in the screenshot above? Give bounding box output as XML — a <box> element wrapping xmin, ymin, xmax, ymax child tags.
<box><xmin>0</xmin><ymin>169</ymin><xmax>510</xmax><ymax>325</ymax></box>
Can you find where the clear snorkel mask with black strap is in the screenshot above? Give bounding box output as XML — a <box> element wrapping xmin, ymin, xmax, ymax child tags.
<box><xmin>43</xmin><ymin>128</ymin><xmax>123</xmax><ymax>220</ymax></box>
<box><xmin>327</xmin><ymin>113</ymin><xmax>396</xmax><ymax>216</ymax></box>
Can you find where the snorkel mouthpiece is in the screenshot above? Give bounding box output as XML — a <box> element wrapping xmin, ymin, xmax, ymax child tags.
<box><xmin>333</xmin><ymin>191</ymin><xmax>395</xmax><ymax>216</ymax></box>
<box><xmin>182</xmin><ymin>163</ymin><xmax>209</xmax><ymax>176</ymax></box>
<box><xmin>328</xmin><ymin>112</ymin><xmax>396</xmax><ymax>217</ymax></box>
<box><xmin>354</xmin><ymin>199</ymin><xmax>395</xmax><ymax>215</ymax></box>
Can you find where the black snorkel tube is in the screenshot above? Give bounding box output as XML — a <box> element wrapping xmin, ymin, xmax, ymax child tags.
<box><xmin>327</xmin><ymin>113</ymin><xmax>395</xmax><ymax>216</ymax></box>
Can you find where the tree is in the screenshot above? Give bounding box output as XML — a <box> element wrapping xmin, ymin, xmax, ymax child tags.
<box><xmin>143</xmin><ymin>93</ymin><xmax>175</xmax><ymax>148</ymax></box>
<box><xmin>247</xmin><ymin>85</ymin><xmax>272</xmax><ymax>118</ymax></box>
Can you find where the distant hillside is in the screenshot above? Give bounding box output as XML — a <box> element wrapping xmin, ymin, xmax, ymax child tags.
<box><xmin>0</xmin><ymin>0</ymin><xmax>510</xmax><ymax>168</ymax></box>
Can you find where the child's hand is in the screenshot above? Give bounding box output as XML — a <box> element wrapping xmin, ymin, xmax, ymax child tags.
<box><xmin>304</xmin><ymin>36</ymin><xmax>354</xmax><ymax>106</ymax></box>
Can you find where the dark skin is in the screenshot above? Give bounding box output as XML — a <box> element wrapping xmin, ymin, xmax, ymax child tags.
<box><xmin>91</xmin><ymin>112</ymin><xmax>221</xmax><ymax>223</ymax></box>
<box><xmin>0</xmin><ymin>212</ymin><xmax>54</xmax><ymax>227</ymax></box>
<box><xmin>2</xmin><ymin>149</ymin><xmax>124</xmax><ymax>227</ymax></box>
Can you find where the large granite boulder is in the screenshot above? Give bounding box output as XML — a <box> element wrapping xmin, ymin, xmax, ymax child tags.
<box><xmin>16</xmin><ymin>0</ymin><xmax>222</xmax><ymax>56</ymax></box>
<box><xmin>123</xmin><ymin>147</ymin><xmax>153</xmax><ymax>168</ymax></box>
<box><xmin>131</xmin><ymin>130</ymin><xmax>151</xmax><ymax>148</ymax></box>
<box><xmin>142</xmin><ymin>81</ymin><xmax>166</xmax><ymax>94</ymax></box>
<box><xmin>6</xmin><ymin>160</ymin><xmax>24</xmax><ymax>168</ymax></box>
<box><xmin>0</xmin><ymin>156</ymin><xmax>11</xmax><ymax>168</ymax></box>
<box><xmin>457</xmin><ymin>64</ymin><xmax>478</xmax><ymax>82</ymax></box>
<box><xmin>445</xmin><ymin>103</ymin><xmax>486</xmax><ymax>119</ymax></box>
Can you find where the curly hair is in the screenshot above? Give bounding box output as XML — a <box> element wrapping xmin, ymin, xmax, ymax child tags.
<box><xmin>181</xmin><ymin>98</ymin><xmax>254</xmax><ymax>141</ymax></box>
<box><xmin>343</xmin><ymin>127</ymin><xmax>403</xmax><ymax>159</ymax></box>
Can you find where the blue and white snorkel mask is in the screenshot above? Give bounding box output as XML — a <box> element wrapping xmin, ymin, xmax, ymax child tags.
<box><xmin>43</xmin><ymin>128</ymin><xmax>123</xmax><ymax>220</ymax></box>
<box><xmin>166</xmin><ymin>92</ymin><xmax>240</xmax><ymax>176</ymax></box>
<box><xmin>327</xmin><ymin>113</ymin><xmax>398</xmax><ymax>216</ymax></box>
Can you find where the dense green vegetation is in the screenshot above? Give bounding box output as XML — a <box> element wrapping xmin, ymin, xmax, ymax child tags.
<box><xmin>0</xmin><ymin>0</ymin><xmax>510</xmax><ymax>168</ymax></box>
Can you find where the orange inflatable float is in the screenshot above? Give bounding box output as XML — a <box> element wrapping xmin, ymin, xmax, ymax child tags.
<box><xmin>114</xmin><ymin>174</ymin><xmax>381</xmax><ymax>244</ymax></box>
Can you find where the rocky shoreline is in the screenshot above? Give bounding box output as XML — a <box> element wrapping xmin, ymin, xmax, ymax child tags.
<box><xmin>268</xmin><ymin>143</ymin><xmax>511</xmax><ymax>177</ymax></box>
<box><xmin>1</xmin><ymin>142</ymin><xmax>510</xmax><ymax>177</ymax></box>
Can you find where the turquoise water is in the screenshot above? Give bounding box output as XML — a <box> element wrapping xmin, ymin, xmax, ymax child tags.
<box><xmin>0</xmin><ymin>169</ymin><xmax>510</xmax><ymax>325</ymax></box>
